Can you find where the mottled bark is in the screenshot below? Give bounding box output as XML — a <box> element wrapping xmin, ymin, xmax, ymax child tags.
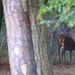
<box><xmin>3</xmin><ymin>0</ymin><xmax>37</xmax><ymax>75</ymax></box>
<box><xmin>0</xmin><ymin>0</ymin><xmax>3</xmax><ymax>31</ymax></box>
<box><xmin>28</xmin><ymin>0</ymin><xmax>53</xmax><ymax>75</ymax></box>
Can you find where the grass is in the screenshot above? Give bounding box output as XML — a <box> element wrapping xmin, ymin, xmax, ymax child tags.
<box><xmin>0</xmin><ymin>18</ymin><xmax>8</xmax><ymax>58</ymax></box>
<box><xmin>0</xmin><ymin>47</ymin><xmax>8</xmax><ymax>58</ymax></box>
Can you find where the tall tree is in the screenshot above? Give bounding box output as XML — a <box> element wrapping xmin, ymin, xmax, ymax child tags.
<box><xmin>27</xmin><ymin>0</ymin><xmax>53</xmax><ymax>75</ymax></box>
<box><xmin>2</xmin><ymin>0</ymin><xmax>37</xmax><ymax>75</ymax></box>
<box><xmin>0</xmin><ymin>0</ymin><xmax>3</xmax><ymax>30</ymax></box>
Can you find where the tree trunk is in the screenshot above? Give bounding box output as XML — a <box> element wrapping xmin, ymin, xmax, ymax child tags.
<box><xmin>0</xmin><ymin>0</ymin><xmax>3</xmax><ymax>31</ymax></box>
<box><xmin>2</xmin><ymin>0</ymin><xmax>37</xmax><ymax>75</ymax></box>
<box><xmin>28</xmin><ymin>0</ymin><xmax>53</xmax><ymax>75</ymax></box>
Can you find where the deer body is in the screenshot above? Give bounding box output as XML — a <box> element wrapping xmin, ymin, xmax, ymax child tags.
<box><xmin>57</xmin><ymin>34</ymin><xmax>75</xmax><ymax>64</ymax></box>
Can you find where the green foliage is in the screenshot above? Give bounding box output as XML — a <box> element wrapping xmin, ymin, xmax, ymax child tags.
<box><xmin>39</xmin><ymin>20</ymin><xmax>50</xmax><ymax>27</ymax></box>
<box><xmin>23</xmin><ymin>0</ymin><xmax>26</xmax><ymax>2</ymax></box>
<box><xmin>38</xmin><ymin>0</ymin><xmax>75</xmax><ymax>28</ymax></box>
<box><xmin>0</xmin><ymin>16</ymin><xmax>8</xmax><ymax>58</ymax></box>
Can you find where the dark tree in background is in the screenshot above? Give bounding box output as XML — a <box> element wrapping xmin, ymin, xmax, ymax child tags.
<box><xmin>28</xmin><ymin>0</ymin><xmax>53</xmax><ymax>75</ymax></box>
<box><xmin>0</xmin><ymin>0</ymin><xmax>3</xmax><ymax>30</ymax></box>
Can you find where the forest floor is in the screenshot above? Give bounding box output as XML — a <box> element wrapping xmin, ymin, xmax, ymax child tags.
<box><xmin>53</xmin><ymin>62</ymin><xmax>75</xmax><ymax>75</ymax></box>
<box><xmin>0</xmin><ymin>57</ymin><xmax>10</xmax><ymax>75</ymax></box>
<box><xmin>0</xmin><ymin>58</ymin><xmax>75</xmax><ymax>75</ymax></box>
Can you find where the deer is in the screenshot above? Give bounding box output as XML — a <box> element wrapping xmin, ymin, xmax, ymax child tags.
<box><xmin>57</xmin><ymin>30</ymin><xmax>75</xmax><ymax>64</ymax></box>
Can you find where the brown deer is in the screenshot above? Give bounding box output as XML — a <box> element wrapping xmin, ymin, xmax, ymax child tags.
<box><xmin>57</xmin><ymin>34</ymin><xmax>75</xmax><ymax>64</ymax></box>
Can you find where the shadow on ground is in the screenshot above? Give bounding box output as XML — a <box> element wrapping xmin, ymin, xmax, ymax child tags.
<box><xmin>0</xmin><ymin>57</ymin><xmax>10</xmax><ymax>75</ymax></box>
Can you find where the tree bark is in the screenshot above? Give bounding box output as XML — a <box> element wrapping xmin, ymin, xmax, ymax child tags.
<box><xmin>0</xmin><ymin>0</ymin><xmax>3</xmax><ymax>31</ymax></box>
<box><xmin>3</xmin><ymin>0</ymin><xmax>37</xmax><ymax>75</ymax></box>
<box><xmin>28</xmin><ymin>0</ymin><xmax>53</xmax><ymax>75</ymax></box>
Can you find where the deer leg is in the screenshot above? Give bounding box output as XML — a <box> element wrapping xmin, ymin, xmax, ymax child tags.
<box><xmin>58</xmin><ymin>47</ymin><xmax>61</xmax><ymax>63</ymax></box>
<box><xmin>63</xmin><ymin>51</ymin><xmax>66</xmax><ymax>63</ymax></box>
<box><xmin>70</xmin><ymin>51</ymin><xmax>72</xmax><ymax>63</ymax></box>
<box><xmin>62</xmin><ymin>50</ymin><xmax>65</xmax><ymax>64</ymax></box>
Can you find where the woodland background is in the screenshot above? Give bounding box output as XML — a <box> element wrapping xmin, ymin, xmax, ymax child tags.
<box><xmin>0</xmin><ymin>0</ymin><xmax>75</xmax><ymax>75</ymax></box>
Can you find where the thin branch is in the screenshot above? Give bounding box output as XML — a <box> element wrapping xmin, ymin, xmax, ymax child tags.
<box><xmin>44</xmin><ymin>11</ymin><xmax>75</xmax><ymax>24</ymax></box>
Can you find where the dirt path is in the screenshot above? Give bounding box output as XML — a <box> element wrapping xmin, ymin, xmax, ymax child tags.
<box><xmin>1</xmin><ymin>57</ymin><xmax>75</xmax><ymax>75</ymax></box>
<box><xmin>0</xmin><ymin>64</ymin><xmax>10</xmax><ymax>75</ymax></box>
<box><xmin>53</xmin><ymin>65</ymin><xmax>75</xmax><ymax>75</ymax></box>
<box><xmin>0</xmin><ymin>57</ymin><xmax>10</xmax><ymax>75</ymax></box>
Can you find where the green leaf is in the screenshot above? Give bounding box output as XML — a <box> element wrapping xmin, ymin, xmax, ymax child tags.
<box><xmin>37</xmin><ymin>14</ymin><xmax>43</xmax><ymax>20</ymax></box>
<box><xmin>68</xmin><ymin>20</ymin><xmax>74</xmax><ymax>28</ymax></box>
<box><xmin>24</xmin><ymin>0</ymin><xmax>26</xmax><ymax>2</ymax></box>
<box><xmin>58</xmin><ymin>4</ymin><xmax>61</xmax><ymax>13</ymax></box>
<box><xmin>39</xmin><ymin>21</ymin><xmax>45</xmax><ymax>25</ymax></box>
